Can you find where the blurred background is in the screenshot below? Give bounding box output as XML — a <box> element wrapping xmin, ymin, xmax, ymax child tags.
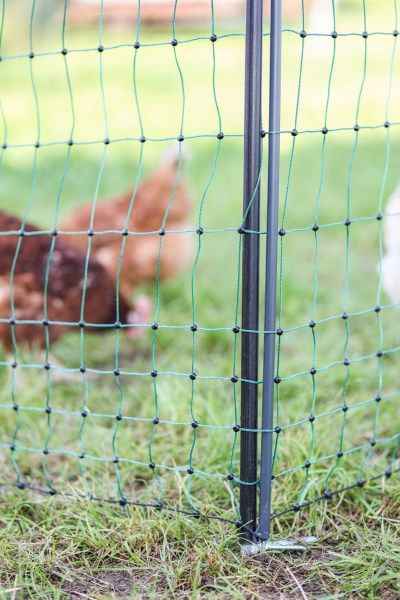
<box><xmin>9</xmin><ymin>0</ymin><xmax>303</xmax><ymax>27</ymax></box>
<box><xmin>0</xmin><ymin>0</ymin><xmax>399</xmax><ymax>517</ymax></box>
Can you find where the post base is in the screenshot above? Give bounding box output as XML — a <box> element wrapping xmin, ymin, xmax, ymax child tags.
<box><xmin>241</xmin><ymin>536</ymin><xmax>317</xmax><ymax>556</ymax></box>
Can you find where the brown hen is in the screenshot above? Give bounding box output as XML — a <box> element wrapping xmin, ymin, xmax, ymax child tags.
<box><xmin>61</xmin><ymin>146</ymin><xmax>194</xmax><ymax>304</ymax></box>
<box><xmin>0</xmin><ymin>211</ymin><xmax>142</xmax><ymax>351</ymax></box>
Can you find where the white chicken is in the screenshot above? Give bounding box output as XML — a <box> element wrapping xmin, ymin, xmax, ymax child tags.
<box><xmin>382</xmin><ymin>185</ymin><xmax>400</xmax><ymax>303</ymax></box>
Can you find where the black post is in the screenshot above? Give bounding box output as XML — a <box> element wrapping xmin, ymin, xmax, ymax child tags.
<box><xmin>257</xmin><ymin>0</ymin><xmax>282</xmax><ymax>541</ymax></box>
<box><xmin>240</xmin><ymin>0</ymin><xmax>263</xmax><ymax>541</ymax></box>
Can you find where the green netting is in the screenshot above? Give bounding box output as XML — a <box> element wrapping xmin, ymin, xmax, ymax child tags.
<box><xmin>0</xmin><ymin>0</ymin><xmax>399</xmax><ymax>537</ymax></box>
<box><xmin>267</xmin><ymin>0</ymin><xmax>400</xmax><ymax>524</ymax></box>
<box><xmin>0</xmin><ymin>0</ymin><xmax>247</xmax><ymax>523</ymax></box>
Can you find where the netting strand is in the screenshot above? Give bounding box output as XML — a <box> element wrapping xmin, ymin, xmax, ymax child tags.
<box><xmin>0</xmin><ymin>0</ymin><xmax>398</xmax><ymax>537</ymax></box>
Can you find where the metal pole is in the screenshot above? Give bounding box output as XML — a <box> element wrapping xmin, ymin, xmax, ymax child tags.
<box><xmin>240</xmin><ymin>0</ymin><xmax>263</xmax><ymax>541</ymax></box>
<box><xmin>256</xmin><ymin>0</ymin><xmax>282</xmax><ymax>541</ymax></box>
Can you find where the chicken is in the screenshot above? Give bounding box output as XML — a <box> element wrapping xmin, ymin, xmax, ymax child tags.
<box><xmin>308</xmin><ymin>0</ymin><xmax>339</xmax><ymax>35</ymax></box>
<box><xmin>0</xmin><ymin>211</ymin><xmax>145</xmax><ymax>351</ymax></box>
<box><xmin>61</xmin><ymin>145</ymin><xmax>194</xmax><ymax>304</ymax></box>
<box><xmin>382</xmin><ymin>185</ymin><xmax>400</xmax><ymax>304</ymax></box>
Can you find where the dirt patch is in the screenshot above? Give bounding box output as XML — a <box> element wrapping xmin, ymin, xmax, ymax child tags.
<box><xmin>60</xmin><ymin>570</ymin><xmax>137</xmax><ymax>599</ymax></box>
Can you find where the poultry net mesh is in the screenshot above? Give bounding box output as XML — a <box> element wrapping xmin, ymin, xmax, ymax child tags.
<box><xmin>0</xmin><ymin>0</ymin><xmax>246</xmax><ymax>523</ymax></box>
<box><xmin>0</xmin><ymin>0</ymin><xmax>399</xmax><ymax>534</ymax></box>
<box><xmin>264</xmin><ymin>0</ymin><xmax>400</xmax><ymax>524</ymax></box>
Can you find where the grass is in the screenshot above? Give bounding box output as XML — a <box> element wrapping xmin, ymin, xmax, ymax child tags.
<box><xmin>0</xmin><ymin>0</ymin><xmax>399</xmax><ymax>597</ymax></box>
<box><xmin>0</xmin><ymin>487</ymin><xmax>399</xmax><ymax>599</ymax></box>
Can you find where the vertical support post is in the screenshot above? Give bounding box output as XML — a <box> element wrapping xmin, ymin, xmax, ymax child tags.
<box><xmin>240</xmin><ymin>0</ymin><xmax>263</xmax><ymax>541</ymax></box>
<box><xmin>257</xmin><ymin>0</ymin><xmax>282</xmax><ymax>541</ymax></box>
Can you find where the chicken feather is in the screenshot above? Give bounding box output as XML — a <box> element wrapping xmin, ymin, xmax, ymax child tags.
<box><xmin>61</xmin><ymin>146</ymin><xmax>194</xmax><ymax>303</ymax></box>
<box><xmin>0</xmin><ymin>210</ymin><xmax>136</xmax><ymax>350</ymax></box>
<box><xmin>382</xmin><ymin>185</ymin><xmax>400</xmax><ymax>304</ymax></box>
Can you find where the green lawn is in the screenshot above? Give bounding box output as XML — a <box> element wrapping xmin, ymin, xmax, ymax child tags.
<box><xmin>0</xmin><ymin>1</ymin><xmax>399</xmax><ymax>597</ymax></box>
